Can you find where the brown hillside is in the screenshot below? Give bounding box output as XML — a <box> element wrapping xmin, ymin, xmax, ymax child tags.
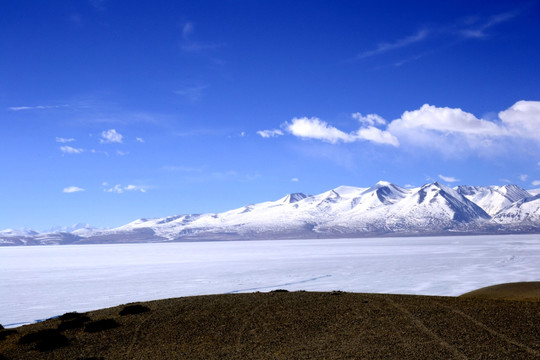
<box><xmin>1</xmin><ymin>291</ymin><xmax>539</xmax><ymax>359</ymax></box>
<box><xmin>460</xmin><ymin>281</ymin><xmax>540</xmax><ymax>301</ymax></box>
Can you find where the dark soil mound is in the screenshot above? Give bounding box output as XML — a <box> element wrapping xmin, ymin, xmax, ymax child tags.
<box><xmin>58</xmin><ymin>312</ymin><xmax>88</xmax><ymax>321</ymax></box>
<box><xmin>119</xmin><ymin>304</ymin><xmax>150</xmax><ymax>316</ymax></box>
<box><xmin>0</xmin><ymin>329</ymin><xmax>17</xmax><ymax>341</ymax></box>
<box><xmin>57</xmin><ymin>315</ymin><xmax>91</xmax><ymax>331</ymax></box>
<box><xmin>83</xmin><ymin>319</ymin><xmax>119</xmax><ymax>333</ymax></box>
<box><xmin>18</xmin><ymin>328</ymin><xmax>70</xmax><ymax>351</ymax></box>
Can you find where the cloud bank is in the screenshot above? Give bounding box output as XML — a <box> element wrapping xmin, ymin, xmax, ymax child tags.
<box><xmin>259</xmin><ymin>101</ymin><xmax>539</xmax><ymax>156</ymax></box>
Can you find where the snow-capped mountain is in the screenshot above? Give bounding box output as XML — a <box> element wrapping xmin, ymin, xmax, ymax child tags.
<box><xmin>456</xmin><ymin>185</ymin><xmax>531</xmax><ymax>216</ymax></box>
<box><xmin>1</xmin><ymin>181</ymin><xmax>539</xmax><ymax>245</ymax></box>
<box><xmin>492</xmin><ymin>194</ymin><xmax>540</xmax><ymax>224</ymax></box>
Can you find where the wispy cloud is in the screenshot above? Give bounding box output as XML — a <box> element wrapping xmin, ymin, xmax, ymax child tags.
<box><xmin>181</xmin><ymin>42</ymin><xmax>225</xmax><ymax>53</ymax></box>
<box><xmin>162</xmin><ymin>165</ymin><xmax>203</xmax><ymax>172</ymax></box>
<box><xmin>116</xmin><ymin>150</ymin><xmax>129</xmax><ymax>156</ymax></box>
<box><xmin>357</xmin><ymin>30</ymin><xmax>429</xmax><ymax>59</ymax></box>
<box><xmin>56</xmin><ymin>137</ymin><xmax>76</xmax><ymax>143</ymax></box>
<box><xmin>182</xmin><ymin>22</ymin><xmax>194</xmax><ymax>40</ymax></box>
<box><xmin>520</xmin><ymin>174</ymin><xmax>529</xmax><ymax>182</ymax></box>
<box><xmin>60</xmin><ymin>146</ymin><xmax>84</xmax><ymax>154</ymax></box>
<box><xmin>175</xmin><ymin>85</ymin><xmax>208</xmax><ymax>103</ymax></box>
<box><xmin>180</xmin><ymin>20</ymin><xmax>225</xmax><ymax>53</ymax></box>
<box><xmin>89</xmin><ymin>0</ymin><xmax>106</xmax><ymax>11</ymax></box>
<box><xmin>100</xmin><ymin>129</ymin><xmax>123</xmax><ymax>143</ymax></box>
<box><xmin>352</xmin><ymin>113</ymin><xmax>387</xmax><ymax>126</ymax></box>
<box><xmin>438</xmin><ymin>174</ymin><xmax>459</xmax><ymax>183</ymax></box>
<box><xmin>354</xmin><ymin>10</ymin><xmax>521</xmax><ymax>66</ymax></box>
<box><xmin>63</xmin><ymin>186</ymin><xmax>85</xmax><ymax>193</ymax></box>
<box><xmin>103</xmin><ymin>183</ymin><xmax>147</xmax><ymax>194</ymax></box>
<box><xmin>8</xmin><ymin>104</ymin><xmax>69</xmax><ymax>111</ymax></box>
<box><xmin>257</xmin><ymin>129</ymin><xmax>284</xmax><ymax>138</ymax></box>
<box><xmin>459</xmin><ymin>11</ymin><xmax>518</xmax><ymax>39</ymax></box>
<box><xmin>532</xmin><ymin>180</ymin><xmax>540</xmax><ymax>186</ymax></box>
<box><xmin>136</xmin><ymin>137</ymin><xmax>144</xmax><ymax>143</ymax></box>
<box><xmin>291</xmin><ymin>177</ymin><xmax>299</xmax><ymax>182</ymax></box>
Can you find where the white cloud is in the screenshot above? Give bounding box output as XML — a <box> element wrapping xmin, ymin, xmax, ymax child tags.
<box><xmin>60</xmin><ymin>146</ymin><xmax>84</xmax><ymax>154</ymax></box>
<box><xmin>291</xmin><ymin>177</ymin><xmax>299</xmax><ymax>182</ymax></box>
<box><xmin>63</xmin><ymin>186</ymin><xmax>85</xmax><ymax>193</ymax></box>
<box><xmin>285</xmin><ymin>117</ymin><xmax>398</xmax><ymax>146</ymax></box>
<box><xmin>104</xmin><ymin>184</ymin><xmax>147</xmax><ymax>194</ymax></box>
<box><xmin>357</xmin><ymin>29</ymin><xmax>429</xmax><ymax>59</ymax></box>
<box><xmin>136</xmin><ymin>137</ymin><xmax>144</xmax><ymax>143</ymax></box>
<box><xmin>520</xmin><ymin>174</ymin><xmax>529</xmax><ymax>182</ymax></box>
<box><xmin>286</xmin><ymin>117</ymin><xmax>355</xmax><ymax>143</ymax></box>
<box><xmin>352</xmin><ymin>113</ymin><xmax>387</xmax><ymax>126</ymax></box>
<box><xmin>116</xmin><ymin>150</ymin><xmax>129</xmax><ymax>156</ymax></box>
<box><xmin>257</xmin><ymin>129</ymin><xmax>284</xmax><ymax>138</ymax></box>
<box><xmin>498</xmin><ymin>101</ymin><xmax>540</xmax><ymax>140</ymax></box>
<box><xmin>386</xmin><ymin>101</ymin><xmax>540</xmax><ymax>154</ymax></box>
<box><xmin>438</xmin><ymin>174</ymin><xmax>459</xmax><ymax>183</ymax></box>
<box><xmin>532</xmin><ymin>180</ymin><xmax>540</xmax><ymax>186</ymax></box>
<box><xmin>389</xmin><ymin>104</ymin><xmax>504</xmax><ymax>136</ymax></box>
<box><xmin>100</xmin><ymin>129</ymin><xmax>123</xmax><ymax>144</ymax></box>
<box><xmin>56</xmin><ymin>137</ymin><xmax>75</xmax><ymax>143</ymax></box>
<box><xmin>355</xmin><ymin>126</ymin><xmax>399</xmax><ymax>146</ymax></box>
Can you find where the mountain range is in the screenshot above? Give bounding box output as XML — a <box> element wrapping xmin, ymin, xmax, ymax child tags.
<box><xmin>2</xmin><ymin>181</ymin><xmax>540</xmax><ymax>246</ymax></box>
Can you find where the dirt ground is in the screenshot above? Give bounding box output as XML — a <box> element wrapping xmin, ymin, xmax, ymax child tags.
<box><xmin>1</xmin><ymin>289</ymin><xmax>539</xmax><ymax>359</ymax></box>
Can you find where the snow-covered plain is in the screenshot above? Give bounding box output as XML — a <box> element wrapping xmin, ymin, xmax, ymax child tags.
<box><xmin>1</xmin><ymin>234</ymin><xmax>539</xmax><ymax>328</ymax></box>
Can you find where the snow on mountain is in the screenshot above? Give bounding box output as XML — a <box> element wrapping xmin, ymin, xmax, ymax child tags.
<box><xmin>48</xmin><ymin>223</ymin><xmax>95</xmax><ymax>234</ymax></box>
<box><xmin>349</xmin><ymin>182</ymin><xmax>489</xmax><ymax>232</ymax></box>
<box><xmin>529</xmin><ymin>188</ymin><xmax>540</xmax><ymax>196</ymax></box>
<box><xmin>0</xmin><ymin>228</ymin><xmax>39</xmax><ymax>237</ymax></box>
<box><xmin>492</xmin><ymin>194</ymin><xmax>540</xmax><ymax>224</ymax></box>
<box><xmin>2</xmin><ymin>181</ymin><xmax>540</xmax><ymax>245</ymax></box>
<box><xmin>456</xmin><ymin>185</ymin><xmax>531</xmax><ymax>216</ymax></box>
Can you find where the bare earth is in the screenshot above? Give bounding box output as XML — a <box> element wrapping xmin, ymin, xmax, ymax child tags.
<box><xmin>1</xmin><ymin>285</ymin><xmax>539</xmax><ymax>359</ymax></box>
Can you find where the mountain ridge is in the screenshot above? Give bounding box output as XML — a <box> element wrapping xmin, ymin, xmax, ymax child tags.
<box><xmin>2</xmin><ymin>182</ymin><xmax>540</xmax><ymax>245</ymax></box>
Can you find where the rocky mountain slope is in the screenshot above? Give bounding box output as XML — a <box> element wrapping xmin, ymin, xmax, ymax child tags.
<box><xmin>1</xmin><ymin>182</ymin><xmax>539</xmax><ymax>245</ymax></box>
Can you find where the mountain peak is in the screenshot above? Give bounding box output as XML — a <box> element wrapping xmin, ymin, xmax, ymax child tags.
<box><xmin>281</xmin><ymin>193</ymin><xmax>308</xmax><ymax>204</ymax></box>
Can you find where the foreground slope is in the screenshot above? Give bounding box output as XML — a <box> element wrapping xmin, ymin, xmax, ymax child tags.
<box><xmin>1</xmin><ymin>291</ymin><xmax>539</xmax><ymax>360</ymax></box>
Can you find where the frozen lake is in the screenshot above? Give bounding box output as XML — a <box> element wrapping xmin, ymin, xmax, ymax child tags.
<box><xmin>1</xmin><ymin>234</ymin><xmax>539</xmax><ymax>327</ymax></box>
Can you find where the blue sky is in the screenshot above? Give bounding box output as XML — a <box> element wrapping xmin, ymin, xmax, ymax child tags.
<box><xmin>2</xmin><ymin>0</ymin><xmax>540</xmax><ymax>230</ymax></box>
